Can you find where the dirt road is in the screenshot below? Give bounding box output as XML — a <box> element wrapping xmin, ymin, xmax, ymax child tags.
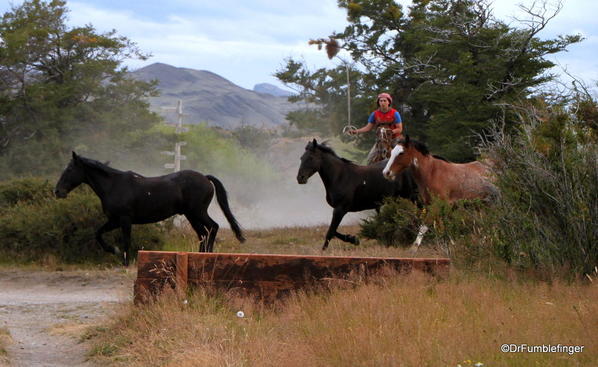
<box><xmin>0</xmin><ymin>269</ymin><xmax>134</xmax><ymax>367</ymax></box>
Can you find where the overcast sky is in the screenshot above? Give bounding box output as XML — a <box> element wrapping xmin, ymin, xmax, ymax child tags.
<box><xmin>2</xmin><ymin>0</ymin><xmax>597</xmax><ymax>92</ymax></box>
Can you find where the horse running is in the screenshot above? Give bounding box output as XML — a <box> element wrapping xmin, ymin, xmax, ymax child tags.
<box><xmin>54</xmin><ymin>152</ymin><xmax>245</xmax><ymax>265</ymax></box>
<box><xmin>297</xmin><ymin>139</ymin><xmax>418</xmax><ymax>250</ymax></box>
<box><xmin>382</xmin><ymin>136</ymin><xmax>497</xmax><ymax>204</ymax></box>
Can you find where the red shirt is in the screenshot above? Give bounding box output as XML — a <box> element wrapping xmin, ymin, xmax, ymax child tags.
<box><xmin>368</xmin><ymin>108</ymin><xmax>402</xmax><ymax>138</ymax></box>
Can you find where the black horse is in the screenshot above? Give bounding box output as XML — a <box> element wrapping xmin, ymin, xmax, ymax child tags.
<box><xmin>54</xmin><ymin>152</ymin><xmax>245</xmax><ymax>265</ymax></box>
<box><xmin>297</xmin><ymin>139</ymin><xmax>418</xmax><ymax>250</ymax></box>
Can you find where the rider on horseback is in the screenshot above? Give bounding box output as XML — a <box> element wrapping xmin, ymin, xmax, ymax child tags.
<box><xmin>348</xmin><ymin>93</ymin><xmax>404</xmax><ymax>164</ymax></box>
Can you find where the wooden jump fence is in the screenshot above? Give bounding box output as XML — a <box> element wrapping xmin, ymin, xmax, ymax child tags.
<box><xmin>134</xmin><ymin>251</ymin><xmax>450</xmax><ymax>303</ymax></box>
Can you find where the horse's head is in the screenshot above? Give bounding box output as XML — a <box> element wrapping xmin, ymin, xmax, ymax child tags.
<box><xmin>297</xmin><ymin>139</ymin><xmax>323</xmax><ymax>184</ymax></box>
<box><xmin>382</xmin><ymin>136</ymin><xmax>413</xmax><ymax>180</ymax></box>
<box><xmin>374</xmin><ymin>127</ymin><xmax>394</xmax><ymax>160</ymax></box>
<box><xmin>54</xmin><ymin>152</ymin><xmax>86</xmax><ymax>198</ymax></box>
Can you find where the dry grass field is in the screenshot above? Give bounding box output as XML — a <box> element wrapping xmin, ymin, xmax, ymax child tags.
<box><xmin>85</xmin><ymin>226</ymin><xmax>598</xmax><ymax>367</ymax></box>
<box><xmin>159</xmin><ymin>224</ymin><xmax>443</xmax><ymax>258</ymax></box>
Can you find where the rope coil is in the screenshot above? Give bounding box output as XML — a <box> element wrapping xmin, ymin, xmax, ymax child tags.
<box><xmin>342</xmin><ymin>125</ymin><xmax>358</xmax><ymax>136</ymax></box>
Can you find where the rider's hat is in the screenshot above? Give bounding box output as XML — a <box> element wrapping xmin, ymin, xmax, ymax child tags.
<box><xmin>377</xmin><ymin>93</ymin><xmax>393</xmax><ymax>105</ymax></box>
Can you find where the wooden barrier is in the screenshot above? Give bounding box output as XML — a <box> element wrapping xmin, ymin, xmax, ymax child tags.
<box><xmin>134</xmin><ymin>251</ymin><xmax>450</xmax><ymax>303</ymax></box>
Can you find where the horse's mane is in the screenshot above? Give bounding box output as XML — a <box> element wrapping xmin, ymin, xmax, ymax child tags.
<box><xmin>78</xmin><ymin>155</ymin><xmax>124</xmax><ymax>175</ymax></box>
<box><xmin>404</xmin><ymin>139</ymin><xmax>449</xmax><ymax>162</ymax></box>
<box><xmin>409</xmin><ymin>140</ymin><xmax>430</xmax><ymax>156</ymax></box>
<box><xmin>314</xmin><ymin>141</ymin><xmax>354</xmax><ymax>164</ymax></box>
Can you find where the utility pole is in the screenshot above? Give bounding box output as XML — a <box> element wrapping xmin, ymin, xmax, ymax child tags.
<box><xmin>161</xmin><ymin>100</ymin><xmax>189</xmax><ymax>172</ymax></box>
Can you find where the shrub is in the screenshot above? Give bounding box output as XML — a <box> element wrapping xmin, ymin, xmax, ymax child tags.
<box><xmin>359</xmin><ymin>197</ymin><xmax>420</xmax><ymax>247</ymax></box>
<box><xmin>0</xmin><ymin>178</ymin><xmax>167</xmax><ymax>264</ymax></box>
<box><xmin>479</xmin><ymin>103</ymin><xmax>598</xmax><ymax>277</ymax></box>
<box><xmin>359</xmin><ymin>99</ymin><xmax>597</xmax><ymax>278</ymax></box>
<box><xmin>360</xmin><ymin>197</ymin><xmax>486</xmax><ymax>253</ymax></box>
<box><xmin>0</xmin><ymin>177</ymin><xmax>54</xmax><ymax>209</ymax></box>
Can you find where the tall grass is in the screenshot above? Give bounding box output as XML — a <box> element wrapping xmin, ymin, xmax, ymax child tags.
<box><xmin>87</xmin><ymin>272</ymin><xmax>598</xmax><ymax>366</ymax></box>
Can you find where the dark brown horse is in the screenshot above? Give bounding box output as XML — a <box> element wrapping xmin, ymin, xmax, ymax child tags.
<box><xmin>297</xmin><ymin>139</ymin><xmax>418</xmax><ymax>250</ymax></box>
<box><xmin>382</xmin><ymin>136</ymin><xmax>497</xmax><ymax>204</ymax></box>
<box><xmin>55</xmin><ymin>152</ymin><xmax>245</xmax><ymax>265</ymax></box>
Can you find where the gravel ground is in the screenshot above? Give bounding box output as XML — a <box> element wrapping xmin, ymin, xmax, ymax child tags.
<box><xmin>0</xmin><ymin>269</ymin><xmax>134</xmax><ymax>367</ymax></box>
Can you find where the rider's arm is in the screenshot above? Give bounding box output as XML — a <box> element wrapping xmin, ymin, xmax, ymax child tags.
<box><xmin>351</xmin><ymin>112</ymin><xmax>376</xmax><ymax>134</ymax></box>
<box><xmin>392</xmin><ymin>111</ymin><xmax>403</xmax><ymax>137</ymax></box>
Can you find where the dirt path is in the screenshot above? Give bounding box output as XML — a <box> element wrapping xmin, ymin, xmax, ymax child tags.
<box><xmin>0</xmin><ymin>269</ymin><xmax>134</xmax><ymax>367</ymax></box>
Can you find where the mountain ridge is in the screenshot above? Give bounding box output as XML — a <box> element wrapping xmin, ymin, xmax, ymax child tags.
<box><xmin>130</xmin><ymin>63</ymin><xmax>298</xmax><ymax>129</ymax></box>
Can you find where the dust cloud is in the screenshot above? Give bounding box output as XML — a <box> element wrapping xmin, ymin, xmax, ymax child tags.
<box><xmin>207</xmin><ymin>173</ymin><xmax>372</xmax><ymax>230</ymax></box>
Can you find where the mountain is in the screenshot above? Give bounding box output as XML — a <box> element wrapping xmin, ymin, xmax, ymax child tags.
<box><xmin>129</xmin><ymin>63</ymin><xmax>298</xmax><ymax>129</ymax></box>
<box><xmin>253</xmin><ymin>83</ymin><xmax>294</xmax><ymax>97</ymax></box>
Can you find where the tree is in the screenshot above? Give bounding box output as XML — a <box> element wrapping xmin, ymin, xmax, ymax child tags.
<box><xmin>0</xmin><ymin>0</ymin><xmax>161</xmax><ymax>178</ymax></box>
<box><xmin>277</xmin><ymin>0</ymin><xmax>582</xmax><ymax>161</ymax></box>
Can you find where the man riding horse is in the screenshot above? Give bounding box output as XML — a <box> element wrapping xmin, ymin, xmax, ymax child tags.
<box><xmin>348</xmin><ymin>93</ymin><xmax>404</xmax><ymax>164</ymax></box>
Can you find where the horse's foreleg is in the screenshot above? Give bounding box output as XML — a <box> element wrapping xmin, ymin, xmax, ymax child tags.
<box><xmin>409</xmin><ymin>224</ymin><xmax>429</xmax><ymax>253</ymax></box>
<box><xmin>323</xmin><ymin>208</ymin><xmax>348</xmax><ymax>250</ymax></box>
<box><xmin>96</xmin><ymin>220</ymin><xmax>119</xmax><ymax>255</ymax></box>
<box><xmin>120</xmin><ymin>217</ymin><xmax>132</xmax><ymax>267</ymax></box>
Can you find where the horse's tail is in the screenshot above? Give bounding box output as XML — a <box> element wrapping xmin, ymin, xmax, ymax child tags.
<box><xmin>206</xmin><ymin>175</ymin><xmax>246</xmax><ymax>243</ymax></box>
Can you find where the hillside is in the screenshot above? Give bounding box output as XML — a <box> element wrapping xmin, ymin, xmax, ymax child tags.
<box><xmin>130</xmin><ymin>63</ymin><xmax>299</xmax><ymax>129</ymax></box>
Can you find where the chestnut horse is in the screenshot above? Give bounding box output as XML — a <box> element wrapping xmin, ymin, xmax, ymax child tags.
<box><xmin>382</xmin><ymin>136</ymin><xmax>497</xmax><ymax>204</ymax></box>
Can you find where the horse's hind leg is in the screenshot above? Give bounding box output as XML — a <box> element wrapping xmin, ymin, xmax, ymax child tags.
<box><xmin>186</xmin><ymin>212</ymin><xmax>219</xmax><ymax>252</ymax></box>
<box><xmin>96</xmin><ymin>219</ymin><xmax>120</xmax><ymax>255</ymax></box>
<box><xmin>119</xmin><ymin>216</ymin><xmax>132</xmax><ymax>266</ymax></box>
<box><xmin>199</xmin><ymin>212</ymin><xmax>219</xmax><ymax>252</ymax></box>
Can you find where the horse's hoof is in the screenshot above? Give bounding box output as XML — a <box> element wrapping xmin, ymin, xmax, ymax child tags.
<box><xmin>353</xmin><ymin>237</ymin><xmax>360</xmax><ymax>246</ymax></box>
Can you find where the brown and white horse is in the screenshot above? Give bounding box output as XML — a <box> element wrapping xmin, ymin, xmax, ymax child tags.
<box><xmin>382</xmin><ymin>136</ymin><xmax>497</xmax><ymax>204</ymax></box>
<box><xmin>382</xmin><ymin>136</ymin><xmax>497</xmax><ymax>251</ymax></box>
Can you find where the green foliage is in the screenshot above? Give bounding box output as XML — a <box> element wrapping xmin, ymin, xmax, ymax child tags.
<box><xmin>0</xmin><ymin>176</ymin><xmax>53</xmax><ymax>209</ymax></box>
<box><xmin>360</xmin><ymin>196</ymin><xmax>485</xmax><ymax>249</ymax></box>
<box><xmin>360</xmin><ymin>197</ymin><xmax>420</xmax><ymax>246</ymax></box>
<box><xmin>278</xmin><ymin>0</ymin><xmax>582</xmax><ymax>161</ymax></box>
<box><xmin>275</xmin><ymin>59</ymin><xmax>375</xmax><ymax>153</ymax></box>
<box><xmin>0</xmin><ymin>177</ymin><xmax>166</xmax><ymax>264</ymax></box>
<box><xmin>0</xmin><ymin>0</ymin><xmax>161</xmax><ymax>179</ymax></box>
<box><xmin>231</xmin><ymin>124</ymin><xmax>277</xmax><ymax>156</ymax></box>
<box><xmin>479</xmin><ymin>99</ymin><xmax>598</xmax><ymax>277</ymax></box>
<box><xmin>361</xmin><ymin>94</ymin><xmax>597</xmax><ymax>278</ymax></box>
<box><xmin>178</xmin><ymin>124</ymin><xmax>278</xmax><ymax>205</ymax></box>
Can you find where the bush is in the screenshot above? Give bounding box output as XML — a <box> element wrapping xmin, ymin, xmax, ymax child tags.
<box><xmin>0</xmin><ymin>177</ymin><xmax>167</xmax><ymax>264</ymax></box>
<box><xmin>360</xmin><ymin>197</ymin><xmax>420</xmax><ymax>247</ymax></box>
<box><xmin>359</xmin><ymin>98</ymin><xmax>598</xmax><ymax>278</ymax></box>
<box><xmin>360</xmin><ymin>197</ymin><xmax>486</xmax><ymax>252</ymax></box>
<box><xmin>479</xmin><ymin>103</ymin><xmax>598</xmax><ymax>277</ymax></box>
<box><xmin>0</xmin><ymin>177</ymin><xmax>54</xmax><ymax>209</ymax></box>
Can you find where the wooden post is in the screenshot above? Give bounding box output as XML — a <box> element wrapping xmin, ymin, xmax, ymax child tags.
<box><xmin>175</xmin><ymin>252</ymin><xmax>188</xmax><ymax>295</ymax></box>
